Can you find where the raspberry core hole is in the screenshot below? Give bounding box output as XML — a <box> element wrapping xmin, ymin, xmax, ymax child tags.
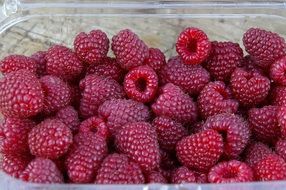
<box><xmin>186</xmin><ymin>39</ymin><xmax>197</xmax><ymax>54</ymax></box>
<box><xmin>135</xmin><ymin>78</ymin><xmax>147</xmax><ymax>92</ymax></box>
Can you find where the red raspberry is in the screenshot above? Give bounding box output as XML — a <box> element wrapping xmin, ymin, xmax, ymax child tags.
<box><xmin>203</xmin><ymin>113</ymin><xmax>250</xmax><ymax>158</ymax></box>
<box><xmin>208</xmin><ymin>160</ymin><xmax>254</xmax><ymax>183</ymax></box>
<box><xmin>230</xmin><ymin>67</ymin><xmax>270</xmax><ymax>106</ymax></box>
<box><xmin>0</xmin><ymin>118</ymin><xmax>34</xmax><ymax>155</ymax></box>
<box><xmin>98</xmin><ymin>99</ymin><xmax>150</xmax><ymax>134</ymax></box>
<box><xmin>205</xmin><ymin>41</ymin><xmax>243</xmax><ymax>81</ymax></box>
<box><xmin>160</xmin><ymin>56</ymin><xmax>210</xmax><ymax>95</ymax></box>
<box><xmin>74</xmin><ymin>29</ymin><xmax>109</xmax><ymax>64</ymax></box>
<box><xmin>198</xmin><ymin>81</ymin><xmax>239</xmax><ymax>119</ymax></box>
<box><xmin>40</xmin><ymin>75</ymin><xmax>71</xmax><ymax>114</ymax></box>
<box><xmin>176</xmin><ymin>27</ymin><xmax>211</xmax><ymax>65</ymax></box>
<box><xmin>275</xmin><ymin>139</ymin><xmax>286</xmax><ymax>162</ymax></box>
<box><xmin>176</xmin><ymin>129</ymin><xmax>223</xmax><ymax>171</ymax></box>
<box><xmin>111</xmin><ymin>29</ymin><xmax>149</xmax><ymax>70</ymax></box>
<box><xmin>79</xmin><ymin>75</ymin><xmax>125</xmax><ymax>118</ymax></box>
<box><xmin>79</xmin><ymin>116</ymin><xmax>109</xmax><ymax>140</ymax></box>
<box><xmin>144</xmin><ymin>48</ymin><xmax>166</xmax><ymax>71</ymax></box>
<box><xmin>46</xmin><ymin>45</ymin><xmax>83</xmax><ymax>80</ymax></box>
<box><xmin>56</xmin><ymin>106</ymin><xmax>80</xmax><ymax>132</ymax></box>
<box><xmin>271</xmin><ymin>86</ymin><xmax>286</xmax><ymax>106</ymax></box>
<box><xmin>158</xmin><ymin>168</ymin><xmax>173</xmax><ymax>182</ymax></box>
<box><xmin>0</xmin><ymin>69</ymin><xmax>44</xmax><ymax>118</ymax></box>
<box><xmin>243</xmin><ymin>28</ymin><xmax>286</xmax><ymax>68</ymax></box>
<box><xmin>278</xmin><ymin>106</ymin><xmax>286</xmax><ymax>138</ymax></box>
<box><xmin>270</xmin><ymin>56</ymin><xmax>286</xmax><ymax>85</ymax></box>
<box><xmin>66</xmin><ymin>132</ymin><xmax>108</xmax><ymax>183</ymax></box>
<box><xmin>152</xmin><ymin>83</ymin><xmax>197</xmax><ymax>124</ymax></box>
<box><xmin>28</xmin><ymin>118</ymin><xmax>73</xmax><ymax>159</ymax></box>
<box><xmin>95</xmin><ymin>153</ymin><xmax>144</xmax><ymax>184</ymax></box>
<box><xmin>239</xmin><ymin>55</ymin><xmax>265</xmax><ymax>74</ymax></box>
<box><xmin>115</xmin><ymin>122</ymin><xmax>160</xmax><ymax>172</ymax></box>
<box><xmin>152</xmin><ymin>117</ymin><xmax>188</xmax><ymax>151</ymax></box>
<box><xmin>146</xmin><ymin>171</ymin><xmax>167</xmax><ymax>183</ymax></box>
<box><xmin>248</xmin><ymin>106</ymin><xmax>280</xmax><ymax>144</ymax></box>
<box><xmin>254</xmin><ymin>154</ymin><xmax>286</xmax><ymax>181</ymax></box>
<box><xmin>31</xmin><ymin>51</ymin><xmax>47</xmax><ymax>77</ymax></box>
<box><xmin>2</xmin><ymin>154</ymin><xmax>32</xmax><ymax>178</ymax></box>
<box><xmin>124</xmin><ymin>65</ymin><xmax>158</xmax><ymax>103</ymax></box>
<box><xmin>171</xmin><ymin>166</ymin><xmax>196</xmax><ymax>183</ymax></box>
<box><xmin>86</xmin><ymin>57</ymin><xmax>125</xmax><ymax>82</ymax></box>
<box><xmin>0</xmin><ymin>55</ymin><xmax>37</xmax><ymax>75</ymax></box>
<box><xmin>20</xmin><ymin>158</ymin><xmax>63</xmax><ymax>184</ymax></box>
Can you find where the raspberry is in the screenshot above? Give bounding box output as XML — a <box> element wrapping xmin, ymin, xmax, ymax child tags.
<box><xmin>254</xmin><ymin>154</ymin><xmax>286</xmax><ymax>181</ymax></box>
<box><xmin>2</xmin><ymin>154</ymin><xmax>32</xmax><ymax>178</ymax></box>
<box><xmin>46</xmin><ymin>45</ymin><xmax>83</xmax><ymax>80</ymax></box>
<box><xmin>198</xmin><ymin>81</ymin><xmax>239</xmax><ymax>119</ymax></box>
<box><xmin>115</xmin><ymin>122</ymin><xmax>160</xmax><ymax>172</ymax></box>
<box><xmin>31</xmin><ymin>51</ymin><xmax>47</xmax><ymax>77</ymax></box>
<box><xmin>230</xmin><ymin>67</ymin><xmax>270</xmax><ymax>106</ymax></box>
<box><xmin>271</xmin><ymin>86</ymin><xmax>286</xmax><ymax>106</ymax></box>
<box><xmin>56</xmin><ymin>106</ymin><xmax>80</xmax><ymax>132</ymax></box>
<box><xmin>152</xmin><ymin>117</ymin><xmax>188</xmax><ymax>151</ymax></box>
<box><xmin>208</xmin><ymin>160</ymin><xmax>254</xmax><ymax>183</ymax></box>
<box><xmin>20</xmin><ymin>158</ymin><xmax>63</xmax><ymax>184</ymax></box>
<box><xmin>111</xmin><ymin>29</ymin><xmax>149</xmax><ymax>70</ymax></box>
<box><xmin>98</xmin><ymin>99</ymin><xmax>150</xmax><ymax>134</ymax></box>
<box><xmin>86</xmin><ymin>57</ymin><xmax>125</xmax><ymax>82</ymax></box>
<box><xmin>275</xmin><ymin>139</ymin><xmax>286</xmax><ymax>162</ymax></box>
<box><xmin>0</xmin><ymin>117</ymin><xmax>34</xmax><ymax>155</ymax></box>
<box><xmin>144</xmin><ymin>48</ymin><xmax>166</xmax><ymax>71</ymax></box>
<box><xmin>270</xmin><ymin>56</ymin><xmax>286</xmax><ymax>85</ymax></box>
<box><xmin>203</xmin><ymin>113</ymin><xmax>250</xmax><ymax>158</ymax></box>
<box><xmin>0</xmin><ymin>55</ymin><xmax>37</xmax><ymax>75</ymax></box>
<box><xmin>95</xmin><ymin>153</ymin><xmax>144</xmax><ymax>184</ymax></box>
<box><xmin>146</xmin><ymin>171</ymin><xmax>167</xmax><ymax>183</ymax></box>
<box><xmin>171</xmin><ymin>166</ymin><xmax>196</xmax><ymax>183</ymax></box>
<box><xmin>176</xmin><ymin>27</ymin><xmax>211</xmax><ymax>65</ymax></box>
<box><xmin>243</xmin><ymin>28</ymin><xmax>286</xmax><ymax>68</ymax></box>
<box><xmin>0</xmin><ymin>69</ymin><xmax>44</xmax><ymax>118</ymax></box>
<box><xmin>66</xmin><ymin>132</ymin><xmax>108</xmax><ymax>183</ymax></box>
<box><xmin>152</xmin><ymin>83</ymin><xmax>197</xmax><ymax>124</ymax></box>
<box><xmin>278</xmin><ymin>106</ymin><xmax>286</xmax><ymax>138</ymax></box>
<box><xmin>176</xmin><ymin>129</ymin><xmax>223</xmax><ymax>171</ymax></box>
<box><xmin>205</xmin><ymin>41</ymin><xmax>243</xmax><ymax>81</ymax></box>
<box><xmin>74</xmin><ymin>29</ymin><xmax>109</xmax><ymax>64</ymax></box>
<box><xmin>248</xmin><ymin>106</ymin><xmax>280</xmax><ymax>144</ymax></box>
<box><xmin>160</xmin><ymin>56</ymin><xmax>210</xmax><ymax>95</ymax></box>
<box><xmin>124</xmin><ymin>65</ymin><xmax>158</xmax><ymax>103</ymax></box>
<box><xmin>79</xmin><ymin>116</ymin><xmax>109</xmax><ymax>140</ymax></box>
<box><xmin>40</xmin><ymin>75</ymin><xmax>71</xmax><ymax>114</ymax></box>
<box><xmin>239</xmin><ymin>55</ymin><xmax>264</xmax><ymax>74</ymax></box>
<box><xmin>28</xmin><ymin>118</ymin><xmax>73</xmax><ymax>159</ymax></box>
<box><xmin>79</xmin><ymin>75</ymin><xmax>125</xmax><ymax>118</ymax></box>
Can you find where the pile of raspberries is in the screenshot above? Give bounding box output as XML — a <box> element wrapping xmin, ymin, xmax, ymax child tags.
<box><xmin>1</xmin><ymin>27</ymin><xmax>286</xmax><ymax>185</ymax></box>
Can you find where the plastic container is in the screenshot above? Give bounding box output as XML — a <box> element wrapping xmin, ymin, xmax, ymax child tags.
<box><xmin>0</xmin><ymin>0</ymin><xmax>286</xmax><ymax>189</ymax></box>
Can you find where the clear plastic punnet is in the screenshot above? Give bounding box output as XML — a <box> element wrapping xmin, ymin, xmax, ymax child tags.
<box><xmin>0</xmin><ymin>0</ymin><xmax>286</xmax><ymax>189</ymax></box>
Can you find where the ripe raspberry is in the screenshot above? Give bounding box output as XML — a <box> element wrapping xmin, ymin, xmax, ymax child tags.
<box><xmin>176</xmin><ymin>27</ymin><xmax>211</xmax><ymax>65</ymax></box>
<box><xmin>28</xmin><ymin>119</ymin><xmax>73</xmax><ymax>159</ymax></box>
<box><xmin>2</xmin><ymin>154</ymin><xmax>32</xmax><ymax>178</ymax></box>
<box><xmin>176</xmin><ymin>129</ymin><xmax>223</xmax><ymax>171</ymax></box>
<box><xmin>74</xmin><ymin>29</ymin><xmax>109</xmax><ymax>64</ymax></box>
<box><xmin>144</xmin><ymin>48</ymin><xmax>166</xmax><ymax>71</ymax></box>
<box><xmin>0</xmin><ymin>69</ymin><xmax>44</xmax><ymax>118</ymax></box>
<box><xmin>271</xmin><ymin>86</ymin><xmax>286</xmax><ymax>106</ymax></box>
<box><xmin>86</xmin><ymin>57</ymin><xmax>125</xmax><ymax>82</ymax></box>
<box><xmin>160</xmin><ymin>56</ymin><xmax>210</xmax><ymax>95</ymax></box>
<box><xmin>171</xmin><ymin>166</ymin><xmax>196</xmax><ymax>183</ymax></box>
<box><xmin>275</xmin><ymin>139</ymin><xmax>286</xmax><ymax>162</ymax></box>
<box><xmin>0</xmin><ymin>55</ymin><xmax>37</xmax><ymax>75</ymax></box>
<box><xmin>95</xmin><ymin>153</ymin><xmax>144</xmax><ymax>184</ymax></box>
<box><xmin>270</xmin><ymin>56</ymin><xmax>286</xmax><ymax>85</ymax></box>
<box><xmin>98</xmin><ymin>99</ymin><xmax>150</xmax><ymax>134</ymax></box>
<box><xmin>205</xmin><ymin>41</ymin><xmax>243</xmax><ymax>81</ymax></box>
<box><xmin>248</xmin><ymin>106</ymin><xmax>280</xmax><ymax>144</ymax></box>
<box><xmin>152</xmin><ymin>83</ymin><xmax>197</xmax><ymax>124</ymax></box>
<box><xmin>115</xmin><ymin>122</ymin><xmax>160</xmax><ymax>172</ymax></box>
<box><xmin>243</xmin><ymin>28</ymin><xmax>286</xmax><ymax>68</ymax></box>
<box><xmin>111</xmin><ymin>29</ymin><xmax>149</xmax><ymax>70</ymax></box>
<box><xmin>203</xmin><ymin>113</ymin><xmax>250</xmax><ymax>158</ymax></box>
<box><xmin>56</xmin><ymin>106</ymin><xmax>80</xmax><ymax>132</ymax></box>
<box><xmin>79</xmin><ymin>116</ymin><xmax>109</xmax><ymax>140</ymax></box>
<box><xmin>254</xmin><ymin>154</ymin><xmax>286</xmax><ymax>181</ymax></box>
<box><xmin>46</xmin><ymin>45</ymin><xmax>83</xmax><ymax>80</ymax></box>
<box><xmin>278</xmin><ymin>106</ymin><xmax>286</xmax><ymax>138</ymax></box>
<box><xmin>146</xmin><ymin>171</ymin><xmax>167</xmax><ymax>183</ymax></box>
<box><xmin>198</xmin><ymin>81</ymin><xmax>239</xmax><ymax>119</ymax></box>
<box><xmin>79</xmin><ymin>75</ymin><xmax>125</xmax><ymax>118</ymax></box>
<box><xmin>124</xmin><ymin>65</ymin><xmax>158</xmax><ymax>103</ymax></box>
<box><xmin>31</xmin><ymin>51</ymin><xmax>47</xmax><ymax>77</ymax></box>
<box><xmin>0</xmin><ymin>117</ymin><xmax>34</xmax><ymax>155</ymax></box>
<box><xmin>152</xmin><ymin>117</ymin><xmax>188</xmax><ymax>151</ymax></box>
<box><xmin>208</xmin><ymin>160</ymin><xmax>254</xmax><ymax>183</ymax></box>
<box><xmin>20</xmin><ymin>158</ymin><xmax>63</xmax><ymax>184</ymax></box>
<box><xmin>230</xmin><ymin>67</ymin><xmax>270</xmax><ymax>106</ymax></box>
<box><xmin>40</xmin><ymin>75</ymin><xmax>71</xmax><ymax>114</ymax></box>
<box><xmin>66</xmin><ymin>132</ymin><xmax>108</xmax><ymax>183</ymax></box>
